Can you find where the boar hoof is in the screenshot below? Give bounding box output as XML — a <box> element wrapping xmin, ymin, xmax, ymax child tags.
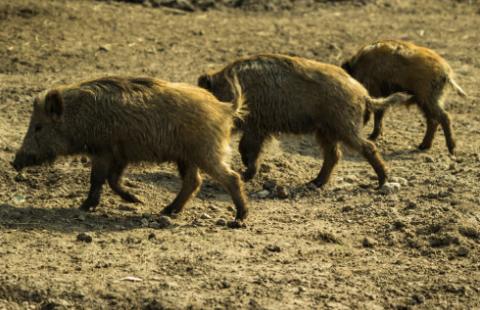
<box><xmin>308</xmin><ymin>179</ymin><xmax>326</xmax><ymax>189</ymax></box>
<box><xmin>160</xmin><ymin>205</ymin><xmax>181</xmax><ymax>217</ymax></box>
<box><xmin>79</xmin><ymin>201</ymin><xmax>98</xmax><ymax>212</ymax></box>
<box><xmin>227</xmin><ymin>220</ymin><xmax>246</xmax><ymax>229</ymax></box>
<box><xmin>368</xmin><ymin>133</ymin><xmax>380</xmax><ymax>141</ymax></box>
<box><xmin>121</xmin><ymin>192</ymin><xmax>143</xmax><ymax>204</ymax></box>
<box><xmin>242</xmin><ymin>170</ymin><xmax>256</xmax><ymax>182</ymax></box>
<box><xmin>417</xmin><ymin>143</ymin><xmax>431</xmax><ymax>151</ymax></box>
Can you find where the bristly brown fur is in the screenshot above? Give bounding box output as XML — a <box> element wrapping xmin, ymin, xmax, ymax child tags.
<box><xmin>198</xmin><ymin>54</ymin><xmax>409</xmax><ymax>188</ymax></box>
<box><xmin>13</xmin><ymin>76</ymin><xmax>248</xmax><ymax>222</ymax></box>
<box><xmin>341</xmin><ymin>40</ymin><xmax>466</xmax><ymax>154</ymax></box>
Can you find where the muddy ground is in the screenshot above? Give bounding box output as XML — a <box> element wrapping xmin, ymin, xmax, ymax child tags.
<box><xmin>0</xmin><ymin>0</ymin><xmax>479</xmax><ymax>309</ymax></box>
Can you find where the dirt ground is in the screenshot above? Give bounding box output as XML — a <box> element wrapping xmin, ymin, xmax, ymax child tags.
<box><xmin>0</xmin><ymin>0</ymin><xmax>479</xmax><ymax>309</ymax></box>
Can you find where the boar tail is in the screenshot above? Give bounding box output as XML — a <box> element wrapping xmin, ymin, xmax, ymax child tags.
<box><xmin>225</xmin><ymin>72</ymin><xmax>248</xmax><ymax>119</ymax></box>
<box><xmin>366</xmin><ymin>92</ymin><xmax>412</xmax><ymax>112</ymax></box>
<box><xmin>448</xmin><ymin>77</ymin><xmax>467</xmax><ymax>98</ymax></box>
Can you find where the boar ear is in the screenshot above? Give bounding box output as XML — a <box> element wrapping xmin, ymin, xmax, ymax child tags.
<box><xmin>198</xmin><ymin>74</ymin><xmax>212</xmax><ymax>90</ymax></box>
<box><xmin>44</xmin><ymin>90</ymin><xmax>64</xmax><ymax>121</ymax></box>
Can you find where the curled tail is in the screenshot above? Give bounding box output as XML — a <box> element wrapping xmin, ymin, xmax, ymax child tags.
<box><xmin>225</xmin><ymin>72</ymin><xmax>248</xmax><ymax>119</ymax></box>
<box><xmin>448</xmin><ymin>77</ymin><xmax>467</xmax><ymax>98</ymax></box>
<box><xmin>366</xmin><ymin>92</ymin><xmax>412</xmax><ymax>112</ymax></box>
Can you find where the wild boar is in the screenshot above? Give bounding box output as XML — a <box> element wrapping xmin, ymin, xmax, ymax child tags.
<box><xmin>341</xmin><ymin>40</ymin><xmax>467</xmax><ymax>154</ymax></box>
<box><xmin>12</xmin><ymin>76</ymin><xmax>248</xmax><ymax>222</ymax></box>
<box><xmin>198</xmin><ymin>54</ymin><xmax>410</xmax><ymax>188</ymax></box>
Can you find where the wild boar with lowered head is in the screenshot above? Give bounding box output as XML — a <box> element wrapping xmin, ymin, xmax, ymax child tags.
<box><xmin>341</xmin><ymin>40</ymin><xmax>467</xmax><ymax>154</ymax></box>
<box><xmin>198</xmin><ymin>54</ymin><xmax>411</xmax><ymax>188</ymax></box>
<box><xmin>12</xmin><ymin>76</ymin><xmax>248</xmax><ymax>223</ymax></box>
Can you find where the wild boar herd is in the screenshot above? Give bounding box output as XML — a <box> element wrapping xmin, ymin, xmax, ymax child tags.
<box><xmin>12</xmin><ymin>40</ymin><xmax>466</xmax><ymax>226</ymax></box>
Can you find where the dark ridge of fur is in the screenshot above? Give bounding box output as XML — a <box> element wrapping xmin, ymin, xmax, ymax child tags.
<box><xmin>198</xmin><ymin>53</ymin><xmax>403</xmax><ymax>188</ymax></box>
<box><xmin>13</xmin><ymin>76</ymin><xmax>249</xmax><ymax>222</ymax></box>
<box><xmin>342</xmin><ymin>39</ymin><xmax>466</xmax><ymax>154</ymax></box>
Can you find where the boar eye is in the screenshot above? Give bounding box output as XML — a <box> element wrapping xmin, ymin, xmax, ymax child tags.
<box><xmin>34</xmin><ymin>124</ymin><xmax>43</xmax><ymax>132</ymax></box>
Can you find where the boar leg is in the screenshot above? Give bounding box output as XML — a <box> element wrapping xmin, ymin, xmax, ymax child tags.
<box><xmin>161</xmin><ymin>161</ymin><xmax>202</xmax><ymax>215</ymax></box>
<box><xmin>239</xmin><ymin>130</ymin><xmax>268</xmax><ymax>181</ymax></box>
<box><xmin>438</xmin><ymin>110</ymin><xmax>456</xmax><ymax>155</ymax></box>
<box><xmin>418</xmin><ymin>115</ymin><xmax>439</xmax><ymax>151</ymax></box>
<box><xmin>80</xmin><ymin>156</ymin><xmax>110</xmax><ymax>211</ymax></box>
<box><xmin>203</xmin><ymin>162</ymin><xmax>248</xmax><ymax>221</ymax></box>
<box><xmin>347</xmin><ymin>136</ymin><xmax>387</xmax><ymax>187</ymax></box>
<box><xmin>368</xmin><ymin>110</ymin><xmax>385</xmax><ymax>141</ymax></box>
<box><xmin>107</xmin><ymin>162</ymin><xmax>142</xmax><ymax>203</ymax></box>
<box><xmin>311</xmin><ymin>134</ymin><xmax>341</xmax><ymax>187</ymax></box>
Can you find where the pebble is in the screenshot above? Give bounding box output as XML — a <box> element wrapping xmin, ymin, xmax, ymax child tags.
<box><xmin>457</xmin><ymin>246</ymin><xmax>469</xmax><ymax>257</ymax></box>
<box><xmin>380</xmin><ymin>182</ymin><xmax>401</xmax><ymax>194</ymax></box>
<box><xmin>276</xmin><ymin>186</ymin><xmax>289</xmax><ymax>199</ymax></box>
<box><xmin>263</xmin><ymin>180</ymin><xmax>277</xmax><ymax>191</ymax></box>
<box><xmin>343</xmin><ymin>175</ymin><xmax>359</xmax><ymax>183</ymax></box>
<box><xmin>76</xmin><ymin>233</ymin><xmax>93</xmax><ymax>243</ymax></box>
<box><xmin>215</xmin><ymin>218</ymin><xmax>227</xmax><ymax>226</ymax></box>
<box><xmin>391</xmin><ymin>176</ymin><xmax>408</xmax><ymax>186</ymax></box>
<box><xmin>256</xmin><ymin>190</ymin><xmax>270</xmax><ymax>199</ymax></box>
<box><xmin>141</xmin><ymin>218</ymin><xmax>149</xmax><ymax>227</ymax></box>
<box><xmin>148</xmin><ymin>232</ymin><xmax>156</xmax><ymax>240</ymax></box>
<box><xmin>150</xmin><ymin>216</ymin><xmax>173</xmax><ymax>229</ymax></box>
<box><xmin>200</xmin><ymin>213</ymin><xmax>212</xmax><ymax>220</ymax></box>
<box><xmin>265</xmin><ymin>244</ymin><xmax>281</xmax><ymax>252</ymax></box>
<box><xmin>362</xmin><ymin>237</ymin><xmax>376</xmax><ymax>248</ymax></box>
<box><xmin>423</xmin><ymin>155</ymin><xmax>434</xmax><ymax>163</ymax></box>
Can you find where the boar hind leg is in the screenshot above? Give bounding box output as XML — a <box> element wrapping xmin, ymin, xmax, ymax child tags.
<box><xmin>80</xmin><ymin>156</ymin><xmax>110</xmax><ymax>211</ymax></box>
<box><xmin>239</xmin><ymin>130</ymin><xmax>269</xmax><ymax>181</ymax></box>
<box><xmin>438</xmin><ymin>110</ymin><xmax>456</xmax><ymax>155</ymax></box>
<box><xmin>204</xmin><ymin>162</ymin><xmax>248</xmax><ymax>221</ymax></box>
<box><xmin>108</xmin><ymin>162</ymin><xmax>142</xmax><ymax>204</ymax></box>
<box><xmin>311</xmin><ymin>134</ymin><xmax>341</xmax><ymax>188</ymax></box>
<box><xmin>161</xmin><ymin>161</ymin><xmax>202</xmax><ymax>216</ymax></box>
<box><xmin>368</xmin><ymin>110</ymin><xmax>385</xmax><ymax>141</ymax></box>
<box><xmin>347</xmin><ymin>136</ymin><xmax>387</xmax><ymax>188</ymax></box>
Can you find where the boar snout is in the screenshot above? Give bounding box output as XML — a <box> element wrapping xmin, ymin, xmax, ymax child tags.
<box><xmin>12</xmin><ymin>152</ymin><xmax>40</xmax><ymax>171</ymax></box>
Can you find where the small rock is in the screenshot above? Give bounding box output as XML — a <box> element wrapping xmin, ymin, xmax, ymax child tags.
<box><xmin>391</xmin><ymin>176</ymin><xmax>408</xmax><ymax>186</ymax></box>
<box><xmin>362</xmin><ymin>237</ymin><xmax>376</xmax><ymax>248</ymax></box>
<box><xmin>215</xmin><ymin>218</ymin><xmax>227</xmax><ymax>226</ymax></box>
<box><xmin>76</xmin><ymin>233</ymin><xmax>92</xmax><ymax>243</ymax></box>
<box><xmin>200</xmin><ymin>213</ymin><xmax>212</xmax><ymax>220</ymax></box>
<box><xmin>256</xmin><ymin>190</ymin><xmax>270</xmax><ymax>199</ymax></box>
<box><xmin>263</xmin><ymin>180</ymin><xmax>277</xmax><ymax>191</ymax></box>
<box><xmin>98</xmin><ymin>44</ymin><xmax>111</xmax><ymax>52</ymax></box>
<box><xmin>343</xmin><ymin>175</ymin><xmax>358</xmax><ymax>183</ymax></box>
<box><xmin>380</xmin><ymin>182</ymin><xmax>401</xmax><ymax>194</ymax></box>
<box><xmin>412</xmin><ymin>293</ymin><xmax>425</xmax><ymax>304</ymax></box>
<box><xmin>265</xmin><ymin>244</ymin><xmax>281</xmax><ymax>252</ymax></box>
<box><xmin>151</xmin><ymin>216</ymin><xmax>173</xmax><ymax>229</ymax></box>
<box><xmin>423</xmin><ymin>155</ymin><xmax>435</xmax><ymax>163</ymax></box>
<box><xmin>392</xmin><ymin>220</ymin><xmax>406</xmax><ymax>230</ymax></box>
<box><xmin>405</xmin><ymin>201</ymin><xmax>417</xmax><ymax>209</ymax></box>
<box><xmin>148</xmin><ymin>232</ymin><xmax>156</xmax><ymax>240</ymax></box>
<box><xmin>259</xmin><ymin>164</ymin><xmax>272</xmax><ymax>173</ymax></box>
<box><xmin>276</xmin><ymin>186</ymin><xmax>289</xmax><ymax>199</ymax></box>
<box><xmin>457</xmin><ymin>246</ymin><xmax>469</xmax><ymax>257</ymax></box>
<box><xmin>448</xmin><ymin>162</ymin><xmax>457</xmax><ymax>170</ymax></box>
<box><xmin>141</xmin><ymin>218</ymin><xmax>150</xmax><ymax>227</ymax></box>
<box><xmin>219</xmin><ymin>280</ymin><xmax>231</xmax><ymax>289</ymax></box>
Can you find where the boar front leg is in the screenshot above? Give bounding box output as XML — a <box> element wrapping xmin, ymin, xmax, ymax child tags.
<box><xmin>239</xmin><ymin>130</ymin><xmax>269</xmax><ymax>181</ymax></box>
<box><xmin>79</xmin><ymin>156</ymin><xmax>110</xmax><ymax>211</ymax></box>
